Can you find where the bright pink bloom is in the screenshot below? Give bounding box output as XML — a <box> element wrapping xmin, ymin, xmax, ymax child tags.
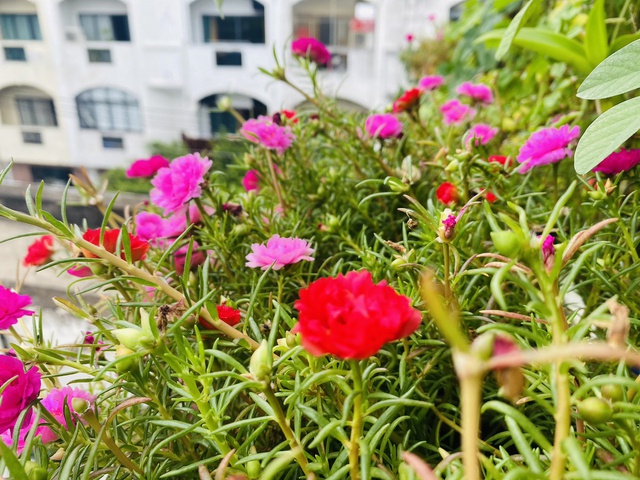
<box><xmin>126</xmin><ymin>155</ymin><xmax>170</xmax><ymax>178</ymax></box>
<box><xmin>292</xmin><ymin>37</ymin><xmax>331</xmax><ymax>65</ymax></box>
<box><xmin>365</xmin><ymin>114</ymin><xmax>403</xmax><ymax>139</ymax></box>
<box><xmin>243</xmin><ymin>170</ymin><xmax>260</xmax><ymax>192</ymax></box>
<box><xmin>465</xmin><ymin>124</ymin><xmax>498</xmax><ymax>146</ymax></box>
<box><xmin>592</xmin><ymin>148</ymin><xmax>640</xmax><ymax>175</ymax></box>
<box><xmin>516</xmin><ymin>125</ymin><xmax>580</xmax><ymax>174</ymax></box>
<box><xmin>135</xmin><ymin>212</ymin><xmax>166</xmax><ymax>243</ymax></box>
<box><xmin>456</xmin><ymin>82</ymin><xmax>493</xmax><ymax>104</ymax></box>
<box><xmin>37</xmin><ymin>387</ymin><xmax>94</xmax><ymax>443</ymax></box>
<box><xmin>0</xmin><ymin>356</ymin><xmax>41</xmax><ymax>433</ymax></box>
<box><xmin>542</xmin><ymin>235</ymin><xmax>555</xmax><ymax>265</ymax></box>
<box><xmin>405</xmin><ymin>33</ymin><xmax>414</xmax><ymax>42</ymax></box>
<box><xmin>246</xmin><ymin>234</ymin><xmax>315</xmax><ymax>270</ymax></box>
<box><xmin>67</xmin><ymin>266</ymin><xmax>93</xmax><ymax>277</ymax></box>
<box><xmin>0</xmin><ymin>286</ymin><xmax>33</xmax><ymax>329</ymax></box>
<box><xmin>174</xmin><ymin>243</ymin><xmax>207</xmax><ymax>275</ymax></box>
<box><xmin>440</xmin><ymin>99</ymin><xmax>475</xmax><ymax>125</ymax></box>
<box><xmin>163</xmin><ymin>204</ymin><xmax>215</xmax><ymax>238</ymax></box>
<box><xmin>241</xmin><ymin>116</ymin><xmax>295</xmax><ymax>155</ymax></box>
<box><xmin>150</xmin><ymin>154</ymin><xmax>213</xmax><ymax>215</ymax></box>
<box><xmin>418</xmin><ymin>75</ymin><xmax>444</xmax><ymax>91</ymax></box>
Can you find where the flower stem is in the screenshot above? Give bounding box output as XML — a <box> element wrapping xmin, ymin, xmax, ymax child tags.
<box><xmin>443</xmin><ymin>243</ymin><xmax>451</xmax><ymax>300</ymax></box>
<box><xmin>349</xmin><ymin>360</ymin><xmax>364</xmax><ymax>480</ymax></box>
<box><xmin>265</xmin><ymin>150</ymin><xmax>286</xmax><ymax>212</ymax></box>
<box><xmin>456</xmin><ymin>353</ymin><xmax>483</xmax><ymax>480</ymax></box>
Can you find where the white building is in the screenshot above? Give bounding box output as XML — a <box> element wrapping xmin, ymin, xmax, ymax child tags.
<box><xmin>0</xmin><ymin>0</ymin><xmax>458</xmax><ymax>181</ymax></box>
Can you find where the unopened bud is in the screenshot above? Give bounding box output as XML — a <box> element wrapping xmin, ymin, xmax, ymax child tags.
<box><xmin>250</xmin><ymin>340</ymin><xmax>272</xmax><ymax>382</ymax></box>
<box><xmin>445</xmin><ymin>159</ymin><xmax>459</xmax><ymax>172</ymax></box>
<box><xmin>601</xmin><ymin>384</ymin><xmax>624</xmax><ymax>403</ymax></box>
<box><xmin>72</xmin><ymin>397</ymin><xmax>90</xmax><ymax>415</ymax></box>
<box><xmin>578</xmin><ymin>397</ymin><xmax>613</xmax><ymax>424</ymax></box>
<box><xmin>217</xmin><ymin>96</ymin><xmax>232</xmax><ymax>112</ymax></box>
<box><xmin>25</xmin><ymin>462</ymin><xmax>47</xmax><ymax>480</ymax></box>
<box><xmin>113</xmin><ymin>328</ymin><xmax>150</xmax><ymax>351</ymax></box>
<box><xmin>114</xmin><ymin>345</ymin><xmax>137</xmax><ymax>372</ymax></box>
<box><xmin>491</xmin><ymin>231</ymin><xmax>522</xmax><ymax>258</ymax></box>
<box><xmin>387</xmin><ymin>177</ymin><xmax>410</xmax><ymax>193</ymax></box>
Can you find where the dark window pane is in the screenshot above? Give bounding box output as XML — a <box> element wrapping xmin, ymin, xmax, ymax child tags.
<box><xmin>79</xmin><ymin>14</ymin><xmax>129</xmax><ymax>41</ymax></box>
<box><xmin>102</xmin><ymin>136</ymin><xmax>124</xmax><ymax>149</ymax></box>
<box><xmin>31</xmin><ymin>165</ymin><xmax>72</xmax><ymax>183</ymax></box>
<box><xmin>216</xmin><ymin>51</ymin><xmax>242</xmax><ymax>66</ymax></box>
<box><xmin>0</xmin><ymin>14</ymin><xmax>41</xmax><ymax>40</ymax></box>
<box><xmin>241</xmin><ymin>16</ymin><xmax>265</xmax><ymax>43</ymax></box>
<box><xmin>210</xmin><ymin>111</ymin><xmax>238</xmax><ymax>134</ymax></box>
<box><xmin>111</xmin><ymin>15</ymin><xmax>130</xmax><ymax>41</ymax></box>
<box><xmin>76</xmin><ymin>88</ymin><xmax>141</xmax><ymax>132</ymax></box>
<box><xmin>88</xmin><ymin>48</ymin><xmax>111</xmax><ymax>63</ymax></box>
<box><xmin>22</xmin><ymin>131</ymin><xmax>42</xmax><ymax>144</ymax></box>
<box><xmin>204</xmin><ymin>15</ymin><xmax>264</xmax><ymax>43</ymax></box>
<box><xmin>15</xmin><ymin>98</ymin><xmax>57</xmax><ymax>127</ymax></box>
<box><xmin>4</xmin><ymin>47</ymin><xmax>26</xmax><ymax>61</ymax></box>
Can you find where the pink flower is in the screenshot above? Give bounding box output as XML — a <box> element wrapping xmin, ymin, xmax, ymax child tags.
<box><xmin>0</xmin><ymin>356</ymin><xmax>41</xmax><ymax>434</ymax></box>
<box><xmin>241</xmin><ymin>116</ymin><xmax>295</xmax><ymax>155</ymax></box>
<box><xmin>243</xmin><ymin>170</ymin><xmax>260</xmax><ymax>192</ymax></box>
<box><xmin>465</xmin><ymin>124</ymin><xmax>498</xmax><ymax>146</ymax></box>
<box><xmin>592</xmin><ymin>148</ymin><xmax>640</xmax><ymax>175</ymax></box>
<box><xmin>126</xmin><ymin>155</ymin><xmax>170</xmax><ymax>178</ymax></box>
<box><xmin>405</xmin><ymin>33</ymin><xmax>414</xmax><ymax>42</ymax></box>
<box><xmin>418</xmin><ymin>75</ymin><xmax>444</xmax><ymax>91</ymax></box>
<box><xmin>0</xmin><ymin>286</ymin><xmax>33</xmax><ymax>329</ymax></box>
<box><xmin>542</xmin><ymin>235</ymin><xmax>555</xmax><ymax>264</ymax></box>
<box><xmin>150</xmin><ymin>153</ymin><xmax>213</xmax><ymax>215</ymax></box>
<box><xmin>440</xmin><ymin>99</ymin><xmax>476</xmax><ymax>125</ymax></box>
<box><xmin>37</xmin><ymin>387</ymin><xmax>94</xmax><ymax>443</ymax></box>
<box><xmin>456</xmin><ymin>82</ymin><xmax>493</xmax><ymax>104</ymax></box>
<box><xmin>516</xmin><ymin>125</ymin><xmax>580</xmax><ymax>174</ymax></box>
<box><xmin>67</xmin><ymin>266</ymin><xmax>93</xmax><ymax>277</ymax></box>
<box><xmin>292</xmin><ymin>37</ymin><xmax>331</xmax><ymax>65</ymax></box>
<box><xmin>174</xmin><ymin>243</ymin><xmax>207</xmax><ymax>275</ymax></box>
<box><xmin>163</xmin><ymin>204</ymin><xmax>215</xmax><ymax>238</ymax></box>
<box><xmin>135</xmin><ymin>212</ymin><xmax>166</xmax><ymax>242</ymax></box>
<box><xmin>246</xmin><ymin>234</ymin><xmax>315</xmax><ymax>270</ymax></box>
<box><xmin>365</xmin><ymin>114</ymin><xmax>403</xmax><ymax>139</ymax></box>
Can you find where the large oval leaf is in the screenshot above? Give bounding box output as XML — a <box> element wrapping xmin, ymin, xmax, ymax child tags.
<box><xmin>577</xmin><ymin>39</ymin><xmax>640</xmax><ymax>99</ymax></box>
<box><xmin>574</xmin><ymin>96</ymin><xmax>640</xmax><ymax>174</ymax></box>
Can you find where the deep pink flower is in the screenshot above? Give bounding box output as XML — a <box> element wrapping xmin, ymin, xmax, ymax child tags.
<box><xmin>0</xmin><ymin>356</ymin><xmax>41</xmax><ymax>433</ymax></box>
<box><xmin>365</xmin><ymin>114</ymin><xmax>403</xmax><ymax>139</ymax></box>
<box><xmin>241</xmin><ymin>116</ymin><xmax>296</xmax><ymax>155</ymax></box>
<box><xmin>174</xmin><ymin>243</ymin><xmax>207</xmax><ymax>275</ymax></box>
<box><xmin>243</xmin><ymin>170</ymin><xmax>260</xmax><ymax>192</ymax></box>
<box><xmin>67</xmin><ymin>266</ymin><xmax>93</xmax><ymax>278</ymax></box>
<box><xmin>418</xmin><ymin>75</ymin><xmax>444</xmax><ymax>91</ymax></box>
<box><xmin>440</xmin><ymin>99</ymin><xmax>476</xmax><ymax>125</ymax></box>
<box><xmin>163</xmin><ymin>204</ymin><xmax>215</xmax><ymax>238</ymax></box>
<box><xmin>150</xmin><ymin>154</ymin><xmax>213</xmax><ymax>214</ymax></box>
<box><xmin>126</xmin><ymin>155</ymin><xmax>170</xmax><ymax>178</ymax></box>
<box><xmin>465</xmin><ymin>124</ymin><xmax>498</xmax><ymax>146</ymax></box>
<box><xmin>592</xmin><ymin>148</ymin><xmax>640</xmax><ymax>175</ymax></box>
<box><xmin>542</xmin><ymin>235</ymin><xmax>555</xmax><ymax>265</ymax></box>
<box><xmin>0</xmin><ymin>286</ymin><xmax>33</xmax><ymax>329</ymax></box>
<box><xmin>292</xmin><ymin>37</ymin><xmax>331</xmax><ymax>65</ymax></box>
<box><xmin>135</xmin><ymin>212</ymin><xmax>166</xmax><ymax>243</ymax></box>
<box><xmin>37</xmin><ymin>387</ymin><xmax>94</xmax><ymax>443</ymax></box>
<box><xmin>246</xmin><ymin>234</ymin><xmax>315</xmax><ymax>270</ymax></box>
<box><xmin>456</xmin><ymin>82</ymin><xmax>493</xmax><ymax>104</ymax></box>
<box><xmin>405</xmin><ymin>33</ymin><xmax>414</xmax><ymax>42</ymax></box>
<box><xmin>516</xmin><ymin>125</ymin><xmax>580</xmax><ymax>174</ymax></box>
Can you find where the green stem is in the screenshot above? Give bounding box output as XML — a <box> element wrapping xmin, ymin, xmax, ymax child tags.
<box><xmin>443</xmin><ymin>243</ymin><xmax>452</xmax><ymax>300</ymax></box>
<box><xmin>349</xmin><ymin>360</ymin><xmax>364</xmax><ymax>480</ymax></box>
<box><xmin>459</xmin><ymin>366</ymin><xmax>483</xmax><ymax>480</ymax></box>
<box><xmin>265</xmin><ymin>150</ymin><xmax>286</xmax><ymax>212</ymax></box>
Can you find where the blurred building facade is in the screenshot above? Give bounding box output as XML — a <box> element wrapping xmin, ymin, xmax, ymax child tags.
<box><xmin>0</xmin><ymin>0</ymin><xmax>458</xmax><ymax>181</ymax></box>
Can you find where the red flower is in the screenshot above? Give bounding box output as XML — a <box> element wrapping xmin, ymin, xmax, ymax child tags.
<box><xmin>488</xmin><ymin>155</ymin><xmax>509</xmax><ymax>167</ymax></box>
<box><xmin>293</xmin><ymin>271</ymin><xmax>422</xmax><ymax>359</ymax></box>
<box><xmin>199</xmin><ymin>305</ymin><xmax>242</xmax><ymax>330</ymax></box>
<box><xmin>23</xmin><ymin>235</ymin><xmax>55</xmax><ymax>266</ymax></box>
<box><xmin>485</xmin><ymin>191</ymin><xmax>498</xmax><ymax>203</ymax></box>
<box><xmin>282</xmin><ymin>110</ymin><xmax>298</xmax><ymax>123</ymax></box>
<box><xmin>81</xmin><ymin>229</ymin><xmax>149</xmax><ymax>262</ymax></box>
<box><xmin>393</xmin><ymin>88</ymin><xmax>422</xmax><ymax>113</ymax></box>
<box><xmin>436</xmin><ymin>182</ymin><xmax>459</xmax><ymax>205</ymax></box>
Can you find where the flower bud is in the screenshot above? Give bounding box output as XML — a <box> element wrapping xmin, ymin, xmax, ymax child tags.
<box><xmin>25</xmin><ymin>462</ymin><xmax>47</xmax><ymax>480</ymax></box>
<box><xmin>387</xmin><ymin>177</ymin><xmax>410</xmax><ymax>193</ymax></box>
<box><xmin>231</xmin><ymin>224</ymin><xmax>250</xmax><ymax>236</ymax></box>
<box><xmin>286</xmin><ymin>331</ymin><xmax>298</xmax><ymax>348</ymax></box>
<box><xmin>471</xmin><ymin>332</ymin><xmax>495</xmax><ymax>361</ymax></box>
<box><xmin>250</xmin><ymin>340</ymin><xmax>272</xmax><ymax>382</ymax></box>
<box><xmin>391</xmin><ymin>257</ymin><xmax>409</xmax><ymax>271</ymax></box>
<box><xmin>444</xmin><ymin>159</ymin><xmax>459</xmax><ymax>172</ymax></box>
<box><xmin>72</xmin><ymin>397</ymin><xmax>90</xmax><ymax>415</ymax></box>
<box><xmin>578</xmin><ymin>397</ymin><xmax>613</xmax><ymax>424</ymax></box>
<box><xmin>491</xmin><ymin>231</ymin><xmax>522</xmax><ymax>258</ymax></box>
<box><xmin>113</xmin><ymin>328</ymin><xmax>151</xmax><ymax>351</ymax></box>
<box><xmin>601</xmin><ymin>384</ymin><xmax>624</xmax><ymax>403</ymax></box>
<box><xmin>114</xmin><ymin>345</ymin><xmax>137</xmax><ymax>373</ymax></box>
<box><xmin>216</xmin><ymin>96</ymin><xmax>232</xmax><ymax>112</ymax></box>
<box><xmin>246</xmin><ymin>446</ymin><xmax>261</xmax><ymax>479</ymax></box>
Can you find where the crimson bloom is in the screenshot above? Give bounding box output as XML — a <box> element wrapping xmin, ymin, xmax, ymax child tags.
<box><xmin>592</xmin><ymin>148</ymin><xmax>640</xmax><ymax>175</ymax></box>
<box><xmin>516</xmin><ymin>125</ymin><xmax>580</xmax><ymax>173</ymax></box>
<box><xmin>0</xmin><ymin>356</ymin><xmax>41</xmax><ymax>433</ymax></box>
<box><xmin>293</xmin><ymin>271</ymin><xmax>422</xmax><ymax>359</ymax></box>
<box><xmin>489</xmin><ymin>155</ymin><xmax>509</xmax><ymax>167</ymax></box>
<box><xmin>81</xmin><ymin>229</ymin><xmax>150</xmax><ymax>262</ymax></box>
<box><xmin>0</xmin><ymin>286</ymin><xmax>33</xmax><ymax>329</ymax></box>
<box><xmin>393</xmin><ymin>88</ymin><xmax>422</xmax><ymax>113</ymax></box>
<box><xmin>126</xmin><ymin>155</ymin><xmax>170</xmax><ymax>178</ymax></box>
<box><xmin>242</xmin><ymin>170</ymin><xmax>260</xmax><ymax>192</ymax></box>
<box><xmin>199</xmin><ymin>305</ymin><xmax>242</xmax><ymax>330</ymax></box>
<box><xmin>292</xmin><ymin>37</ymin><xmax>331</xmax><ymax>65</ymax></box>
<box><xmin>23</xmin><ymin>235</ymin><xmax>55</xmax><ymax>267</ymax></box>
<box><xmin>436</xmin><ymin>182</ymin><xmax>459</xmax><ymax>205</ymax></box>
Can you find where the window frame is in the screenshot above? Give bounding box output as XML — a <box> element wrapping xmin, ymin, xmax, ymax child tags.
<box><xmin>76</xmin><ymin>88</ymin><xmax>142</xmax><ymax>133</ymax></box>
<box><xmin>4</xmin><ymin>46</ymin><xmax>27</xmax><ymax>61</ymax></box>
<box><xmin>15</xmin><ymin>97</ymin><xmax>58</xmax><ymax>127</ymax></box>
<box><xmin>0</xmin><ymin>14</ymin><xmax>41</xmax><ymax>41</ymax></box>
<box><xmin>79</xmin><ymin>14</ymin><xmax>130</xmax><ymax>42</ymax></box>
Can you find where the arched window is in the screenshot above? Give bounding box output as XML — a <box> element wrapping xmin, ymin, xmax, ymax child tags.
<box><xmin>76</xmin><ymin>88</ymin><xmax>141</xmax><ymax>132</ymax></box>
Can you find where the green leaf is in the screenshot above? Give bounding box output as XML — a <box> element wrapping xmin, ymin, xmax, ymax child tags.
<box><xmin>584</xmin><ymin>0</ymin><xmax>608</xmax><ymax>66</ymax></box>
<box><xmin>609</xmin><ymin>32</ymin><xmax>640</xmax><ymax>53</ymax></box>
<box><xmin>574</xmin><ymin>96</ymin><xmax>640</xmax><ymax>174</ymax></box>
<box><xmin>495</xmin><ymin>0</ymin><xmax>537</xmax><ymax>61</ymax></box>
<box><xmin>0</xmin><ymin>441</ymin><xmax>29</xmax><ymax>480</ymax></box>
<box><xmin>477</xmin><ymin>28</ymin><xmax>591</xmax><ymax>74</ymax></box>
<box><xmin>577</xmin><ymin>39</ymin><xmax>640</xmax><ymax>99</ymax></box>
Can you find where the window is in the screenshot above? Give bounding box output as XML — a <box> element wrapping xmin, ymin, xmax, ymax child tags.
<box><xmin>102</xmin><ymin>136</ymin><xmax>124</xmax><ymax>149</ymax></box>
<box><xmin>77</xmin><ymin>88</ymin><xmax>142</xmax><ymax>132</ymax></box>
<box><xmin>22</xmin><ymin>131</ymin><xmax>42</xmax><ymax>144</ymax></box>
<box><xmin>79</xmin><ymin>14</ymin><xmax>130</xmax><ymax>41</ymax></box>
<box><xmin>0</xmin><ymin>14</ymin><xmax>41</xmax><ymax>40</ymax></box>
<box><xmin>4</xmin><ymin>47</ymin><xmax>26</xmax><ymax>61</ymax></box>
<box><xmin>203</xmin><ymin>3</ymin><xmax>265</xmax><ymax>44</ymax></box>
<box><xmin>15</xmin><ymin>98</ymin><xmax>57</xmax><ymax>127</ymax></box>
<box><xmin>216</xmin><ymin>51</ymin><xmax>242</xmax><ymax>66</ymax></box>
<box><xmin>293</xmin><ymin>16</ymin><xmax>350</xmax><ymax>47</ymax></box>
<box><xmin>88</xmin><ymin>48</ymin><xmax>111</xmax><ymax>63</ymax></box>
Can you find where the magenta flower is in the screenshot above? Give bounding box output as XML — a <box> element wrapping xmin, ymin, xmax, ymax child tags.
<box><xmin>516</xmin><ymin>125</ymin><xmax>580</xmax><ymax>174</ymax></box>
<box><xmin>135</xmin><ymin>212</ymin><xmax>167</xmax><ymax>243</ymax></box>
<box><xmin>126</xmin><ymin>155</ymin><xmax>170</xmax><ymax>178</ymax></box>
<box><xmin>67</xmin><ymin>266</ymin><xmax>93</xmax><ymax>278</ymax></box>
<box><xmin>150</xmin><ymin>153</ymin><xmax>213</xmax><ymax>215</ymax></box>
<box><xmin>0</xmin><ymin>286</ymin><xmax>34</xmax><ymax>329</ymax></box>
<box><xmin>246</xmin><ymin>234</ymin><xmax>315</xmax><ymax>270</ymax></box>
<box><xmin>241</xmin><ymin>116</ymin><xmax>295</xmax><ymax>155</ymax></box>
<box><xmin>456</xmin><ymin>82</ymin><xmax>494</xmax><ymax>104</ymax></box>
<box><xmin>542</xmin><ymin>235</ymin><xmax>555</xmax><ymax>265</ymax></box>
<box><xmin>174</xmin><ymin>242</ymin><xmax>207</xmax><ymax>275</ymax></box>
<box><xmin>163</xmin><ymin>204</ymin><xmax>215</xmax><ymax>238</ymax></box>
<box><xmin>592</xmin><ymin>148</ymin><xmax>640</xmax><ymax>175</ymax></box>
<box><xmin>37</xmin><ymin>387</ymin><xmax>94</xmax><ymax>443</ymax></box>
<box><xmin>243</xmin><ymin>170</ymin><xmax>260</xmax><ymax>192</ymax></box>
<box><xmin>465</xmin><ymin>124</ymin><xmax>498</xmax><ymax>146</ymax></box>
<box><xmin>418</xmin><ymin>75</ymin><xmax>444</xmax><ymax>91</ymax></box>
<box><xmin>365</xmin><ymin>114</ymin><xmax>403</xmax><ymax>139</ymax></box>
<box><xmin>440</xmin><ymin>99</ymin><xmax>476</xmax><ymax>125</ymax></box>
<box><xmin>291</xmin><ymin>37</ymin><xmax>331</xmax><ymax>65</ymax></box>
<box><xmin>0</xmin><ymin>356</ymin><xmax>41</xmax><ymax>433</ymax></box>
